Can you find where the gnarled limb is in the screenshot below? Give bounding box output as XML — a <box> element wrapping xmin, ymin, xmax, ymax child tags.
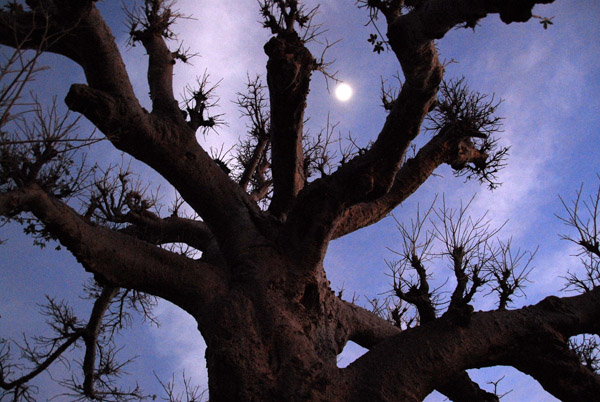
<box><xmin>345</xmin><ymin>289</ymin><xmax>600</xmax><ymax>402</ymax></box>
<box><xmin>291</xmin><ymin>122</ymin><xmax>484</xmax><ymax>265</ymax></box>
<box><xmin>260</xmin><ymin>1</ymin><xmax>319</xmax><ymax>218</ymax></box>
<box><xmin>385</xmin><ymin>216</ymin><xmax>500</xmax><ymax>402</ymax></box>
<box><xmin>0</xmin><ymin>183</ymin><xmax>227</xmax><ymax>312</ymax></box>
<box><xmin>509</xmin><ymin>328</ymin><xmax>600</xmax><ymax>402</ymax></box>
<box><xmin>331</xmin><ymin>282</ymin><xmax>499</xmax><ymax>402</ymax></box>
<box><xmin>283</xmin><ymin>87</ymin><xmax>437</xmax><ymax>263</ymax></box>
<box><xmin>127</xmin><ymin>0</ymin><xmax>184</xmax><ymax>117</ymax></box>
<box><xmin>119</xmin><ymin>214</ymin><xmax>215</xmax><ymax>252</ymax></box>
<box><xmin>265</xmin><ymin>31</ymin><xmax>315</xmax><ymax>218</ymax></box>
<box><xmin>332</xmin><ymin>296</ymin><xmax>401</xmax><ymax>350</ymax></box>
<box><xmin>282</xmin><ymin>9</ymin><xmax>441</xmax><ymax>260</ymax></box>
<box><xmin>81</xmin><ymin>170</ymin><xmax>216</xmax><ymax>252</ymax></box>
<box><xmin>330</xmin><ymin>286</ymin><xmax>499</xmax><ymax>402</ymax></box>
<box><xmin>332</xmin><ymin>79</ymin><xmax>499</xmax><ymax>239</ymax></box>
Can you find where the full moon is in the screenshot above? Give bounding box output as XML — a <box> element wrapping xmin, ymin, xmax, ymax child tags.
<box><xmin>335</xmin><ymin>83</ymin><xmax>353</xmax><ymax>102</ymax></box>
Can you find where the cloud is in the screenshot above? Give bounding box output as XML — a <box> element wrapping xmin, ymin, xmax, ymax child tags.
<box><xmin>173</xmin><ymin>1</ymin><xmax>269</xmax><ymax>144</ymax></box>
<box><xmin>149</xmin><ymin>300</ymin><xmax>209</xmax><ymax>389</ymax></box>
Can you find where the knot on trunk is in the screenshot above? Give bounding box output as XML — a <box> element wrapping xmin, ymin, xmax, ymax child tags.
<box><xmin>448</xmin><ymin>138</ymin><xmax>488</xmax><ymax>171</ymax></box>
<box><xmin>264</xmin><ymin>34</ymin><xmax>316</xmax><ymax>95</ymax></box>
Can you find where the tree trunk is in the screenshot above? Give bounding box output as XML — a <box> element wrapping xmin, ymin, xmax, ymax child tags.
<box><xmin>198</xmin><ymin>249</ymin><xmax>347</xmax><ymax>402</ymax></box>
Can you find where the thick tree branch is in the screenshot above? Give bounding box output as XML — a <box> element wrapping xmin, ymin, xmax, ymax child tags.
<box><xmin>281</xmin><ymin>13</ymin><xmax>440</xmax><ymax>262</ymax></box>
<box><xmin>330</xmin><ymin>288</ymin><xmax>497</xmax><ymax>402</ymax></box>
<box><xmin>1</xmin><ymin>183</ymin><xmax>227</xmax><ymax>312</ymax></box>
<box><xmin>287</xmin><ymin>125</ymin><xmax>481</xmax><ymax>268</ymax></box>
<box><xmin>0</xmin><ymin>3</ymin><xmax>137</xmax><ymax>100</ymax></box>
<box><xmin>140</xmin><ymin>33</ymin><xmax>179</xmax><ymax>115</ymax></box>
<box><xmin>283</xmin><ymin>90</ymin><xmax>435</xmax><ymax>264</ymax></box>
<box><xmin>332</xmin><ymin>133</ymin><xmax>488</xmax><ymax>240</ymax></box>
<box><xmin>388</xmin><ymin>242</ymin><xmax>498</xmax><ymax>401</ymax></box>
<box><xmin>331</xmin><ymin>148</ymin><xmax>440</xmax><ymax>239</ymax></box>
<box><xmin>333</xmin><ymin>296</ymin><xmax>401</xmax><ymax>350</ymax></box>
<box><xmin>346</xmin><ymin>289</ymin><xmax>600</xmax><ymax>402</ymax></box>
<box><xmin>264</xmin><ymin>31</ymin><xmax>316</xmax><ymax>218</ymax></box>
<box><xmin>388</xmin><ymin>0</ymin><xmax>556</xmax><ymax>45</ymax></box>
<box><xmin>393</xmin><ymin>254</ymin><xmax>438</xmax><ymax>324</ymax></box>
<box><xmin>119</xmin><ymin>214</ymin><xmax>215</xmax><ymax>252</ymax></box>
<box><xmin>128</xmin><ymin>0</ymin><xmax>182</xmax><ymax>116</ymax></box>
<box><xmin>509</xmin><ymin>329</ymin><xmax>600</xmax><ymax>402</ymax></box>
<box><xmin>0</xmin><ymin>187</ymin><xmax>28</xmax><ymax>216</ymax></box>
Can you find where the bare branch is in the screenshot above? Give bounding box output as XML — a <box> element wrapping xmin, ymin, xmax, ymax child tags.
<box><xmin>570</xmin><ymin>334</ymin><xmax>600</xmax><ymax>374</ymax></box>
<box><xmin>558</xmin><ymin>180</ymin><xmax>600</xmax><ymax>257</ymax></box>
<box><xmin>0</xmin><ymin>321</ymin><xmax>80</xmax><ymax>393</ymax></box>
<box><xmin>259</xmin><ymin>0</ymin><xmax>321</xmax><ymax>39</ymax></box>
<box><xmin>427</xmin><ymin>78</ymin><xmax>507</xmax><ymax>189</ymax></box>
<box><xmin>1</xmin><ymin>98</ymin><xmax>98</xmax><ymax>202</ymax></box>
<box><xmin>312</xmin><ymin>0</ymin><xmax>552</xmax><ymax>247</ymax></box>
<box><xmin>558</xmin><ymin>179</ymin><xmax>600</xmax><ymax>292</ymax></box>
<box><xmin>0</xmin><ymin>285</ymin><xmax>152</xmax><ymax>402</ymax></box>
<box><xmin>235</xmin><ymin>76</ymin><xmax>271</xmax><ymax>193</ymax></box>
<box><xmin>432</xmin><ymin>195</ymin><xmax>501</xmax><ymax>311</ymax></box>
<box><xmin>81</xmin><ymin>285</ymin><xmax>120</xmax><ymax>398</ymax></box>
<box><xmin>302</xmin><ymin>116</ymin><xmax>343</xmax><ymax>180</ymax></box>
<box><xmin>487</xmin><ymin>238</ymin><xmax>537</xmax><ymax>310</ymax></box>
<box><xmin>387</xmin><ymin>201</ymin><xmax>438</xmax><ymax>324</ymax></box>
<box><xmin>155</xmin><ymin>372</ymin><xmax>207</xmax><ymax>402</ymax></box>
<box><xmin>181</xmin><ymin>72</ymin><xmax>225</xmax><ymax>134</ymax></box>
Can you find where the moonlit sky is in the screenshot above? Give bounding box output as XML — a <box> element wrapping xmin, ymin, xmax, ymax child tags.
<box><xmin>1</xmin><ymin>1</ymin><xmax>599</xmax><ymax>400</ymax></box>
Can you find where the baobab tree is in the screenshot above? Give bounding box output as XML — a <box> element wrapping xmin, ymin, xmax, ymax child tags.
<box><xmin>0</xmin><ymin>0</ymin><xmax>599</xmax><ymax>401</ymax></box>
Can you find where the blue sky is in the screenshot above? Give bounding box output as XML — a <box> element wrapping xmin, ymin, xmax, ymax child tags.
<box><xmin>1</xmin><ymin>0</ymin><xmax>599</xmax><ymax>400</ymax></box>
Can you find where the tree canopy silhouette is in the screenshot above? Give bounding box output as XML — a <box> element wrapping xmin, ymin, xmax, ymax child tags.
<box><xmin>1</xmin><ymin>0</ymin><xmax>599</xmax><ymax>401</ymax></box>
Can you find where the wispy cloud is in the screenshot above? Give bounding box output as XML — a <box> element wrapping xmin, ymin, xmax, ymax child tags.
<box><xmin>150</xmin><ymin>300</ymin><xmax>209</xmax><ymax>389</ymax></box>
